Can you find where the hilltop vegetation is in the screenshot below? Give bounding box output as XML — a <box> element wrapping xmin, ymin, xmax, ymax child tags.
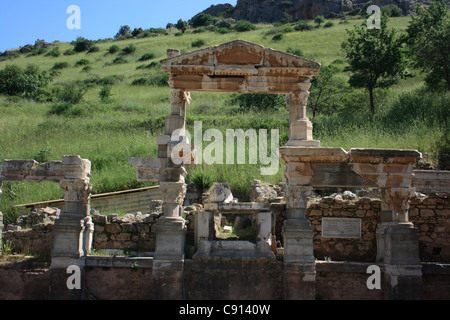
<box><xmin>0</xmin><ymin>7</ymin><xmax>449</xmax><ymax>222</ymax></box>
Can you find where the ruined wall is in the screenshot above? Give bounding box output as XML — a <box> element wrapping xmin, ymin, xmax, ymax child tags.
<box><xmin>0</xmin><ymin>262</ymin><xmax>49</xmax><ymax>300</ymax></box>
<box><xmin>307</xmin><ymin>196</ymin><xmax>380</xmax><ymax>262</ymax></box>
<box><xmin>410</xmin><ymin>193</ymin><xmax>450</xmax><ymax>262</ymax></box>
<box><xmin>91</xmin><ymin>212</ymin><xmax>161</xmax><ymax>253</ymax></box>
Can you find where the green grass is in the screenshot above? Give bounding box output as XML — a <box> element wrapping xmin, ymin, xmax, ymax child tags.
<box><xmin>0</xmin><ymin>16</ymin><xmax>446</xmax><ymax>222</ymax></box>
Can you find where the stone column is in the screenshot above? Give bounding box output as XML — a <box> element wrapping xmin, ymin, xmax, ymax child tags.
<box><xmin>49</xmin><ymin>156</ymin><xmax>92</xmax><ymax>300</ymax></box>
<box><xmin>349</xmin><ymin>148</ymin><xmax>422</xmax><ymax>299</ymax></box>
<box><xmin>285</xmin><ymin>91</ymin><xmax>320</xmax><ymax>147</ymax></box>
<box><xmin>279</xmin><ymin>150</ymin><xmax>316</xmax><ymax>300</ymax></box>
<box><xmin>154</xmin><ymin>181</ymin><xmax>187</xmax><ymax>260</ymax></box>
<box><xmin>378</xmin><ymin>187</ymin><xmax>422</xmax><ymax>299</ymax></box>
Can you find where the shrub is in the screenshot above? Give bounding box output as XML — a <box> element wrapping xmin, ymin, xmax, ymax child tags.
<box><xmin>99</xmin><ymin>84</ymin><xmax>113</xmax><ymax>102</ymax></box>
<box><xmin>87</xmin><ymin>46</ymin><xmax>100</xmax><ymax>53</ymax></box>
<box><xmin>234</xmin><ymin>20</ymin><xmax>256</xmax><ymax>32</ymax></box>
<box><xmin>192</xmin><ymin>27</ymin><xmax>206</xmax><ymax>34</ymax></box>
<box><xmin>112</xmin><ymin>56</ymin><xmax>128</xmax><ymax>64</ymax></box>
<box><xmin>190</xmin><ymin>13</ymin><xmax>214</xmax><ymax>28</ymax></box>
<box><xmin>72</xmin><ymin>37</ymin><xmax>94</xmax><ymax>52</ymax></box>
<box><xmin>45</xmin><ymin>47</ymin><xmax>61</xmax><ymax>57</ymax></box>
<box><xmin>381</xmin><ymin>4</ymin><xmax>403</xmax><ymax>17</ymax></box>
<box><xmin>51</xmin><ymin>62</ymin><xmax>69</xmax><ymax>70</ymax></box>
<box><xmin>56</xmin><ymin>81</ymin><xmax>87</xmax><ymax>104</ymax></box>
<box><xmin>131</xmin><ymin>78</ymin><xmax>149</xmax><ymax>86</ymax></box>
<box><xmin>215</xmin><ymin>18</ymin><xmax>235</xmax><ymax>29</ymax></box>
<box><xmin>272</xmin><ymin>33</ymin><xmax>284</xmax><ymax>41</ymax></box>
<box><xmin>81</xmin><ymin>66</ymin><xmax>92</xmax><ymax>73</ymax></box>
<box><xmin>148</xmin><ymin>73</ymin><xmax>169</xmax><ymax>87</ymax></box>
<box><xmin>63</xmin><ymin>49</ymin><xmax>76</xmax><ymax>56</ymax></box>
<box><xmin>216</xmin><ymin>27</ymin><xmax>231</xmax><ymax>34</ymax></box>
<box><xmin>27</xmin><ymin>48</ymin><xmax>47</xmax><ymax>56</ymax></box>
<box><xmin>75</xmin><ymin>59</ymin><xmax>90</xmax><ymax>66</ymax></box>
<box><xmin>190</xmin><ymin>170</ymin><xmax>214</xmax><ymax>194</ymax></box>
<box><xmin>121</xmin><ymin>44</ymin><xmax>136</xmax><ymax>55</ymax></box>
<box><xmin>174</xmin><ymin>32</ymin><xmax>184</xmax><ymax>37</ymax></box>
<box><xmin>0</xmin><ymin>64</ymin><xmax>52</xmax><ymax>98</ymax></box>
<box><xmin>48</xmin><ymin>102</ymin><xmax>87</xmax><ymax>117</ymax></box>
<box><xmin>108</xmin><ymin>45</ymin><xmax>120</xmax><ymax>54</ymax></box>
<box><xmin>324</xmin><ymin>21</ymin><xmax>334</xmax><ymax>28</ymax></box>
<box><xmin>138</xmin><ymin>53</ymin><xmax>156</xmax><ymax>61</ymax></box>
<box><xmin>191</xmin><ymin>39</ymin><xmax>206</xmax><ymax>48</ymax></box>
<box><xmin>286</xmin><ymin>47</ymin><xmax>304</xmax><ymax>57</ymax></box>
<box><xmin>434</xmin><ymin>131</ymin><xmax>450</xmax><ymax>170</ymax></box>
<box><xmin>294</xmin><ymin>21</ymin><xmax>314</xmax><ymax>31</ymax></box>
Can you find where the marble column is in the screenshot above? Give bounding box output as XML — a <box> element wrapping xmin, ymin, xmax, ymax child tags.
<box><xmin>286</xmin><ymin>90</ymin><xmax>320</xmax><ymax>147</ymax></box>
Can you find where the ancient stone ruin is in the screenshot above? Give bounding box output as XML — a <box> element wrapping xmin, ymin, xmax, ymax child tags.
<box><xmin>1</xmin><ymin>40</ymin><xmax>449</xmax><ymax>300</ymax></box>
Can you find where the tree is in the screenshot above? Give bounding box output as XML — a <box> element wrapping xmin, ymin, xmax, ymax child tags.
<box><xmin>115</xmin><ymin>25</ymin><xmax>131</xmax><ymax>39</ymax></box>
<box><xmin>341</xmin><ymin>17</ymin><xmax>407</xmax><ymax>115</ymax></box>
<box><xmin>72</xmin><ymin>37</ymin><xmax>94</xmax><ymax>52</ymax></box>
<box><xmin>308</xmin><ymin>65</ymin><xmax>350</xmax><ymax>118</ymax></box>
<box><xmin>406</xmin><ymin>1</ymin><xmax>450</xmax><ymax>91</ymax></box>
<box><xmin>190</xmin><ymin>13</ymin><xmax>214</xmax><ymax>28</ymax></box>
<box><xmin>314</xmin><ymin>15</ymin><xmax>325</xmax><ymax>27</ymax></box>
<box><xmin>176</xmin><ymin>19</ymin><xmax>188</xmax><ymax>34</ymax></box>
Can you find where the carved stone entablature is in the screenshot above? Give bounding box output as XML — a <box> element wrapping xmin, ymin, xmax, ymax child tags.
<box><xmin>160</xmin><ymin>40</ymin><xmax>321</xmax><ymax>94</ymax></box>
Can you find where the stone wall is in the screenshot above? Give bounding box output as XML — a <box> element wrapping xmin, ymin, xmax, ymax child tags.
<box><xmin>1</xmin><ymin>259</ymin><xmax>448</xmax><ymax>300</ymax></box>
<box><xmin>307</xmin><ymin>196</ymin><xmax>381</xmax><ymax>262</ymax></box>
<box><xmin>272</xmin><ymin>192</ymin><xmax>450</xmax><ymax>263</ymax></box>
<box><xmin>91</xmin><ymin>211</ymin><xmax>162</xmax><ymax>253</ymax></box>
<box><xmin>2</xmin><ymin>192</ymin><xmax>449</xmax><ymax>263</ymax></box>
<box><xmin>410</xmin><ymin>193</ymin><xmax>450</xmax><ymax>262</ymax></box>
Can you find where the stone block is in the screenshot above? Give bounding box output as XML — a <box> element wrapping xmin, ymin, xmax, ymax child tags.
<box><xmin>208</xmin><ymin>182</ymin><xmax>233</xmax><ymax>203</ymax></box>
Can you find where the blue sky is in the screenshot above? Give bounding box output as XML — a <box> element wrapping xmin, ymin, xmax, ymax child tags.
<box><xmin>0</xmin><ymin>0</ymin><xmax>237</xmax><ymax>52</ymax></box>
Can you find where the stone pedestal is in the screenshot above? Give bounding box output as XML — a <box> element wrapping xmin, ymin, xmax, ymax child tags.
<box><xmin>382</xmin><ymin>222</ymin><xmax>422</xmax><ymax>300</ymax></box>
<box><xmin>152</xmin><ymin>260</ymin><xmax>185</xmax><ymax>300</ymax></box>
<box><xmin>153</xmin><ymin>217</ymin><xmax>187</xmax><ymax>260</ymax></box>
<box><xmin>283</xmin><ymin>263</ymin><xmax>316</xmax><ymax>300</ymax></box>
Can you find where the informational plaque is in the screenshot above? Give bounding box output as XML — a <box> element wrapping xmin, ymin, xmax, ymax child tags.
<box><xmin>322</xmin><ymin>218</ymin><xmax>361</xmax><ymax>239</ymax></box>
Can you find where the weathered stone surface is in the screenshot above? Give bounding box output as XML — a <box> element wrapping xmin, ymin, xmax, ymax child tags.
<box><xmin>208</xmin><ymin>182</ymin><xmax>233</xmax><ymax>203</ymax></box>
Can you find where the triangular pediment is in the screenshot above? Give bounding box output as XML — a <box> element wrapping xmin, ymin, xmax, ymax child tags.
<box><xmin>160</xmin><ymin>40</ymin><xmax>320</xmax><ymax>76</ymax></box>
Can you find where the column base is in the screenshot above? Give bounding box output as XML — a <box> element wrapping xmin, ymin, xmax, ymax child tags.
<box><xmin>153</xmin><ymin>217</ymin><xmax>187</xmax><ymax>261</ymax></box>
<box><xmin>384</xmin><ymin>264</ymin><xmax>422</xmax><ymax>300</ymax></box>
<box><xmin>152</xmin><ymin>260</ymin><xmax>185</xmax><ymax>300</ymax></box>
<box><xmin>286</xmin><ymin>139</ymin><xmax>321</xmax><ymax>147</ymax></box>
<box><xmin>282</xmin><ymin>219</ymin><xmax>315</xmax><ymax>264</ymax></box>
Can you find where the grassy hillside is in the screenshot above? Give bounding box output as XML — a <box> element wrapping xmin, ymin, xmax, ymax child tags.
<box><xmin>0</xmin><ymin>17</ymin><xmax>448</xmax><ymax>222</ymax></box>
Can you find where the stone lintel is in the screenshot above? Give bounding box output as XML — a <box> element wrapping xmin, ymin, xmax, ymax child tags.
<box><xmin>203</xmin><ymin>202</ymin><xmax>271</xmax><ymax>214</ymax></box>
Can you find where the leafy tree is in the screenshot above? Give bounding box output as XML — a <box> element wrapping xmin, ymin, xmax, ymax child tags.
<box><xmin>0</xmin><ymin>64</ymin><xmax>52</xmax><ymax>98</ymax></box>
<box><xmin>190</xmin><ymin>13</ymin><xmax>214</xmax><ymax>28</ymax></box>
<box><xmin>72</xmin><ymin>37</ymin><xmax>94</xmax><ymax>52</ymax></box>
<box><xmin>234</xmin><ymin>20</ymin><xmax>256</xmax><ymax>32</ymax></box>
<box><xmin>308</xmin><ymin>65</ymin><xmax>350</xmax><ymax>118</ymax></box>
<box><xmin>314</xmin><ymin>15</ymin><xmax>325</xmax><ymax>27</ymax></box>
<box><xmin>115</xmin><ymin>25</ymin><xmax>131</xmax><ymax>38</ymax></box>
<box><xmin>131</xmin><ymin>27</ymin><xmax>144</xmax><ymax>37</ymax></box>
<box><xmin>341</xmin><ymin>17</ymin><xmax>407</xmax><ymax>115</ymax></box>
<box><xmin>406</xmin><ymin>1</ymin><xmax>450</xmax><ymax>91</ymax></box>
<box><xmin>176</xmin><ymin>19</ymin><xmax>188</xmax><ymax>34</ymax></box>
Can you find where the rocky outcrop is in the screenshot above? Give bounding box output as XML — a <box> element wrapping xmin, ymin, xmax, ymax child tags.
<box><xmin>203</xmin><ymin>0</ymin><xmax>430</xmax><ymax>22</ymax></box>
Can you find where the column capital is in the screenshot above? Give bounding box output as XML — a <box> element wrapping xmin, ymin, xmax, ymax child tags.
<box><xmin>160</xmin><ymin>182</ymin><xmax>186</xmax><ymax>205</ymax></box>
